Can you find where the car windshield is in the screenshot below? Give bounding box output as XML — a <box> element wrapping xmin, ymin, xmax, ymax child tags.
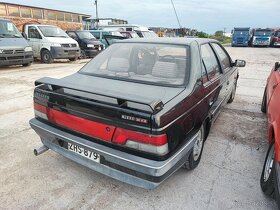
<box><xmin>76</xmin><ymin>31</ymin><xmax>96</xmax><ymax>39</ymax></box>
<box><xmin>234</xmin><ymin>31</ymin><xmax>249</xmax><ymax>35</ymax></box>
<box><xmin>38</xmin><ymin>26</ymin><xmax>68</xmax><ymax>37</ymax></box>
<box><xmin>0</xmin><ymin>20</ymin><xmax>22</xmax><ymax>38</ymax></box>
<box><xmin>141</xmin><ymin>31</ymin><xmax>158</xmax><ymax>38</ymax></box>
<box><xmin>276</xmin><ymin>32</ymin><xmax>280</xmax><ymax>37</ymax></box>
<box><xmin>80</xmin><ymin>43</ymin><xmax>188</xmax><ymax>86</ymax></box>
<box><xmin>255</xmin><ymin>30</ymin><xmax>272</xmax><ymax>36</ymax></box>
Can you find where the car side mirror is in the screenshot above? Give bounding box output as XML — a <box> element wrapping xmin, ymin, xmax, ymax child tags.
<box><xmin>234</xmin><ymin>59</ymin><xmax>246</xmax><ymax>67</ymax></box>
<box><xmin>275</xmin><ymin>62</ymin><xmax>280</xmax><ymax>71</ymax></box>
<box><xmin>22</xmin><ymin>32</ymin><xmax>27</xmax><ymax>39</ymax></box>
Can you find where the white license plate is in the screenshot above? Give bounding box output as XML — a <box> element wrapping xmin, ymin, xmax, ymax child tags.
<box><xmin>68</xmin><ymin>143</ymin><xmax>100</xmax><ymax>163</ymax></box>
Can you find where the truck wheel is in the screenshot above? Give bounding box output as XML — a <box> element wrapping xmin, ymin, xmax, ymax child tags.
<box><xmin>182</xmin><ymin>124</ymin><xmax>205</xmax><ymax>170</ymax></box>
<box><xmin>227</xmin><ymin>82</ymin><xmax>237</xmax><ymax>103</ymax></box>
<box><xmin>69</xmin><ymin>57</ymin><xmax>78</xmax><ymax>62</ymax></box>
<box><xmin>22</xmin><ymin>63</ymin><xmax>31</xmax><ymax>67</ymax></box>
<box><xmin>41</xmin><ymin>50</ymin><xmax>53</xmax><ymax>64</ymax></box>
<box><xmin>261</xmin><ymin>87</ymin><xmax>267</xmax><ymax>113</ymax></box>
<box><xmin>260</xmin><ymin>143</ymin><xmax>275</xmax><ymax>197</ymax></box>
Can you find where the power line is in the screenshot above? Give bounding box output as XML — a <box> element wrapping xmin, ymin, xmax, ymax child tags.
<box><xmin>171</xmin><ymin>0</ymin><xmax>182</xmax><ymax>29</ymax></box>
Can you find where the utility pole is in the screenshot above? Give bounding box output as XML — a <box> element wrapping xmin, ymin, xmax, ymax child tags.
<box><xmin>94</xmin><ymin>0</ymin><xmax>99</xmax><ymax>29</ymax></box>
<box><xmin>171</xmin><ymin>0</ymin><xmax>182</xmax><ymax>29</ymax></box>
<box><xmin>223</xmin><ymin>27</ymin><xmax>226</xmax><ymax>37</ymax></box>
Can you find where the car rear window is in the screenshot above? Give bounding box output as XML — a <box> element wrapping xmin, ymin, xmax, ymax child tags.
<box><xmin>80</xmin><ymin>43</ymin><xmax>188</xmax><ymax>86</ymax></box>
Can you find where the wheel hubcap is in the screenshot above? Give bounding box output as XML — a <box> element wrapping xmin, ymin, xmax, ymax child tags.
<box><xmin>44</xmin><ymin>54</ymin><xmax>49</xmax><ymax>61</ymax></box>
<box><xmin>193</xmin><ymin>128</ymin><xmax>204</xmax><ymax>161</ymax></box>
<box><xmin>264</xmin><ymin>144</ymin><xmax>275</xmax><ymax>182</ymax></box>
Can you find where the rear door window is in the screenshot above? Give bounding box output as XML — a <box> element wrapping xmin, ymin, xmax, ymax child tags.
<box><xmin>211</xmin><ymin>43</ymin><xmax>231</xmax><ymax>71</ymax></box>
<box><xmin>201</xmin><ymin>44</ymin><xmax>221</xmax><ymax>80</ymax></box>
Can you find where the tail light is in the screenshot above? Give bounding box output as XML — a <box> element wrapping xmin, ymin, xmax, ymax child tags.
<box><xmin>112</xmin><ymin>128</ymin><xmax>169</xmax><ymax>155</ymax></box>
<box><xmin>34</xmin><ymin>103</ymin><xmax>169</xmax><ymax>156</ymax></box>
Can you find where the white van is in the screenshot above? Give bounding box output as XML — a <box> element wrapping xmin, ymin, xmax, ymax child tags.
<box><xmin>100</xmin><ymin>24</ymin><xmax>158</xmax><ymax>38</ymax></box>
<box><xmin>23</xmin><ymin>24</ymin><xmax>80</xmax><ymax>63</ymax></box>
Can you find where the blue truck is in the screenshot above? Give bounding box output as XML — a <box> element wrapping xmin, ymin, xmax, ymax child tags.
<box><xmin>251</xmin><ymin>28</ymin><xmax>273</xmax><ymax>47</ymax></box>
<box><xmin>231</xmin><ymin>27</ymin><xmax>251</xmax><ymax>47</ymax></box>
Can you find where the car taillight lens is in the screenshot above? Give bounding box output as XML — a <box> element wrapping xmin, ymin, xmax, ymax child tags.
<box><xmin>112</xmin><ymin>128</ymin><xmax>169</xmax><ymax>155</ymax></box>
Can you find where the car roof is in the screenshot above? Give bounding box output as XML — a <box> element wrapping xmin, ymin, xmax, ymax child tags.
<box><xmin>117</xmin><ymin>37</ymin><xmax>219</xmax><ymax>46</ymax></box>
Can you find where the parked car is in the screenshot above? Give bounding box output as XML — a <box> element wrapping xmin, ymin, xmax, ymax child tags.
<box><xmin>66</xmin><ymin>30</ymin><xmax>104</xmax><ymax>58</ymax></box>
<box><xmin>260</xmin><ymin>61</ymin><xmax>280</xmax><ymax>208</ymax></box>
<box><xmin>87</xmin><ymin>30</ymin><xmax>124</xmax><ymax>47</ymax></box>
<box><xmin>22</xmin><ymin>24</ymin><xmax>80</xmax><ymax>63</ymax></box>
<box><xmin>0</xmin><ymin>18</ymin><xmax>33</xmax><ymax>67</ymax></box>
<box><xmin>120</xmin><ymin>31</ymin><xmax>139</xmax><ymax>38</ymax></box>
<box><xmin>30</xmin><ymin>38</ymin><xmax>246</xmax><ymax>189</ymax></box>
<box><xmin>100</xmin><ymin>24</ymin><xmax>158</xmax><ymax>38</ymax></box>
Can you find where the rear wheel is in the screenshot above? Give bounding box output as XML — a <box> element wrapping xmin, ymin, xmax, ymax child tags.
<box><xmin>260</xmin><ymin>143</ymin><xmax>275</xmax><ymax>197</ymax></box>
<box><xmin>41</xmin><ymin>50</ymin><xmax>53</xmax><ymax>64</ymax></box>
<box><xmin>182</xmin><ymin>124</ymin><xmax>205</xmax><ymax>170</ymax></box>
<box><xmin>261</xmin><ymin>87</ymin><xmax>267</xmax><ymax>113</ymax></box>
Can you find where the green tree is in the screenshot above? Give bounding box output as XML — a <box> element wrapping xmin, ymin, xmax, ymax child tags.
<box><xmin>215</xmin><ymin>30</ymin><xmax>224</xmax><ymax>37</ymax></box>
<box><xmin>197</xmin><ymin>31</ymin><xmax>209</xmax><ymax>38</ymax></box>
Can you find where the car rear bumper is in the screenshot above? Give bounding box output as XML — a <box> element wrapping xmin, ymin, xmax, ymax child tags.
<box><xmin>51</xmin><ymin>47</ymin><xmax>80</xmax><ymax>59</ymax></box>
<box><xmin>29</xmin><ymin>118</ymin><xmax>197</xmax><ymax>189</ymax></box>
<box><xmin>0</xmin><ymin>52</ymin><xmax>33</xmax><ymax>66</ymax></box>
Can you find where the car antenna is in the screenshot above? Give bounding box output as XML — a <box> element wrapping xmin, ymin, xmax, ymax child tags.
<box><xmin>171</xmin><ymin>0</ymin><xmax>182</xmax><ymax>29</ymax></box>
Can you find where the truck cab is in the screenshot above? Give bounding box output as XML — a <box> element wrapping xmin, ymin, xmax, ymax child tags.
<box><xmin>0</xmin><ymin>18</ymin><xmax>33</xmax><ymax>67</ymax></box>
<box><xmin>231</xmin><ymin>27</ymin><xmax>251</xmax><ymax>47</ymax></box>
<box><xmin>23</xmin><ymin>24</ymin><xmax>80</xmax><ymax>64</ymax></box>
<box><xmin>251</xmin><ymin>28</ymin><xmax>273</xmax><ymax>47</ymax></box>
<box><xmin>272</xmin><ymin>30</ymin><xmax>280</xmax><ymax>47</ymax></box>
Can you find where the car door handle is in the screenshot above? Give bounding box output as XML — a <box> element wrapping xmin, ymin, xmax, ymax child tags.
<box><xmin>209</xmin><ymin>100</ymin><xmax>214</xmax><ymax>107</ymax></box>
<box><xmin>227</xmin><ymin>81</ymin><xmax>230</xmax><ymax>85</ymax></box>
<box><xmin>273</xmin><ymin>83</ymin><xmax>278</xmax><ymax>89</ymax></box>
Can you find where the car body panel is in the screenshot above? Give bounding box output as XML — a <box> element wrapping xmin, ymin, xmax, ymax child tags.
<box><xmin>30</xmin><ymin>38</ymin><xmax>240</xmax><ymax>188</ymax></box>
<box><xmin>266</xmin><ymin>67</ymin><xmax>280</xmax><ymax>162</ymax></box>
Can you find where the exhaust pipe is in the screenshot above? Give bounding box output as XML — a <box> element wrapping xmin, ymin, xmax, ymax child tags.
<box><xmin>34</xmin><ymin>145</ymin><xmax>49</xmax><ymax>156</ymax></box>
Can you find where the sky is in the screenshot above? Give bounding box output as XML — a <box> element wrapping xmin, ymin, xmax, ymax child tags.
<box><xmin>2</xmin><ymin>0</ymin><xmax>279</xmax><ymax>33</ymax></box>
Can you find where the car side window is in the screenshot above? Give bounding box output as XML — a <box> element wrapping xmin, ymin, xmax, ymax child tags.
<box><xmin>91</xmin><ymin>32</ymin><xmax>100</xmax><ymax>39</ymax></box>
<box><xmin>211</xmin><ymin>43</ymin><xmax>231</xmax><ymax>71</ymax></box>
<box><xmin>28</xmin><ymin>26</ymin><xmax>41</xmax><ymax>39</ymax></box>
<box><xmin>201</xmin><ymin>44</ymin><xmax>221</xmax><ymax>80</ymax></box>
<box><xmin>67</xmin><ymin>31</ymin><xmax>77</xmax><ymax>40</ymax></box>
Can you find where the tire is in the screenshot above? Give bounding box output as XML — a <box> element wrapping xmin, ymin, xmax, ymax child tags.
<box><xmin>273</xmin><ymin>161</ymin><xmax>280</xmax><ymax>209</ymax></box>
<box><xmin>227</xmin><ymin>82</ymin><xmax>237</xmax><ymax>103</ymax></box>
<box><xmin>69</xmin><ymin>57</ymin><xmax>77</xmax><ymax>62</ymax></box>
<box><xmin>261</xmin><ymin>87</ymin><xmax>267</xmax><ymax>113</ymax></box>
<box><xmin>260</xmin><ymin>143</ymin><xmax>275</xmax><ymax>197</ymax></box>
<box><xmin>182</xmin><ymin>124</ymin><xmax>205</xmax><ymax>170</ymax></box>
<box><xmin>41</xmin><ymin>50</ymin><xmax>53</xmax><ymax>64</ymax></box>
<box><xmin>22</xmin><ymin>62</ymin><xmax>31</xmax><ymax>67</ymax></box>
<box><xmin>80</xmin><ymin>50</ymin><xmax>87</xmax><ymax>59</ymax></box>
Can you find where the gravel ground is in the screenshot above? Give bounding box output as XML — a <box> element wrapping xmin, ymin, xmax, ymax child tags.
<box><xmin>0</xmin><ymin>47</ymin><xmax>279</xmax><ymax>210</ymax></box>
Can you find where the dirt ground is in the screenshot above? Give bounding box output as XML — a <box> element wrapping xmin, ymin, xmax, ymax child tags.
<box><xmin>0</xmin><ymin>47</ymin><xmax>279</xmax><ymax>210</ymax></box>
